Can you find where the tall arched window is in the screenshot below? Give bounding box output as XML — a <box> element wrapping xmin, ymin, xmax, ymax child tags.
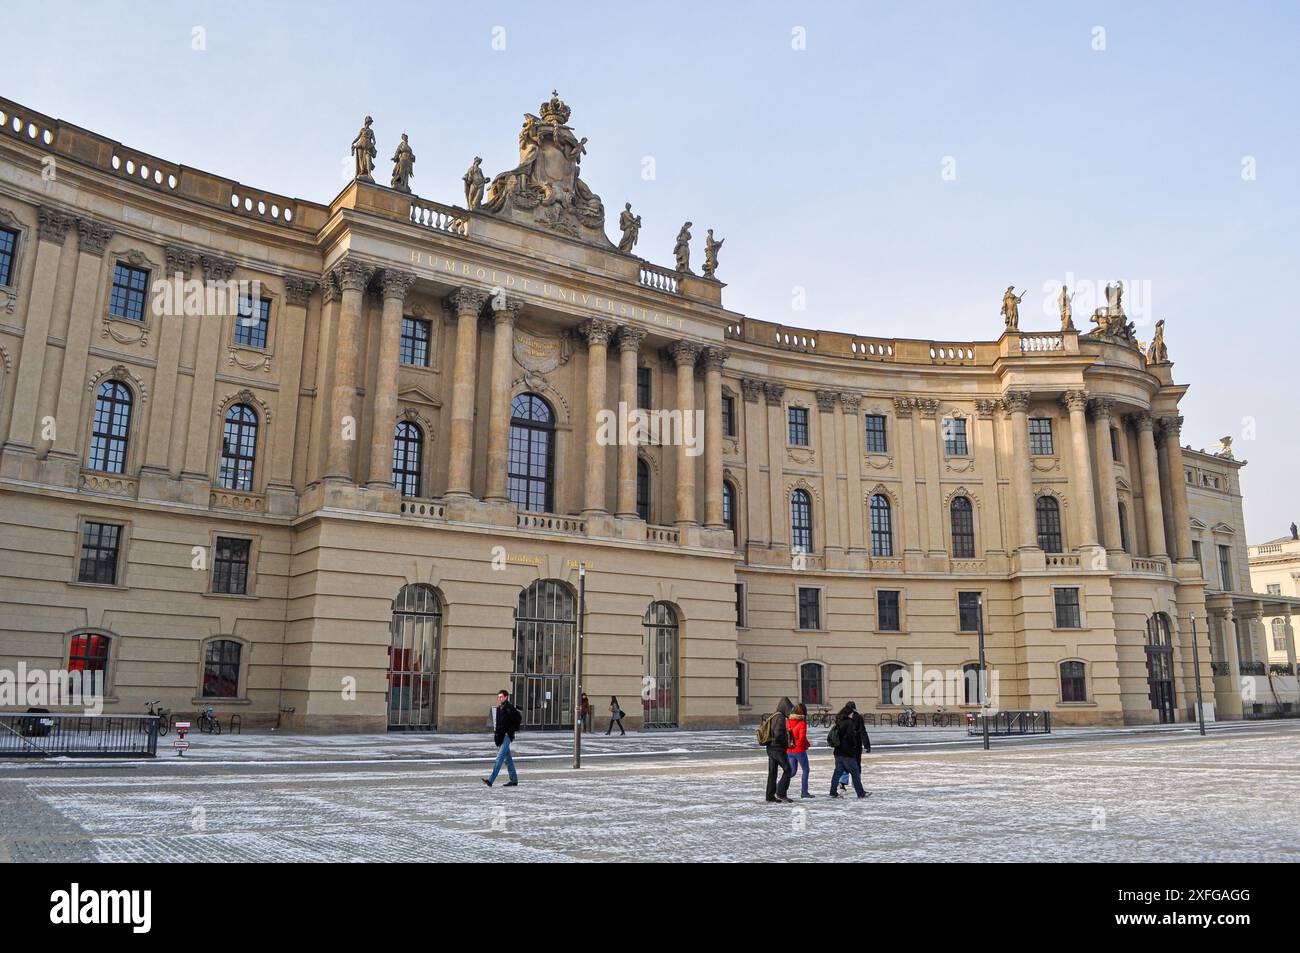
<box><xmin>218</xmin><ymin>403</ymin><xmax>259</xmax><ymax>491</ymax></box>
<box><xmin>870</xmin><ymin>493</ymin><xmax>893</xmax><ymax>557</ymax></box>
<box><xmin>722</xmin><ymin>480</ymin><xmax>737</xmax><ymax>534</ymax></box>
<box><xmin>1036</xmin><ymin>496</ymin><xmax>1063</xmax><ymax>552</ymax></box>
<box><xmin>88</xmin><ymin>381</ymin><xmax>132</xmax><ymax>474</ymax></box>
<box><xmin>791</xmin><ymin>489</ymin><xmax>813</xmax><ymax>552</ymax></box>
<box><xmin>389</xmin><ymin>584</ymin><xmax>442</xmax><ymax>729</ymax></box>
<box><xmin>799</xmin><ymin>661</ymin><xmax>826</xmax><ymax>706</ymax></box>
<box><xmin>1118</xmin><ymin>502</ymin><xmax>1130</xmax><ymax>553</ymax></box>
<box><xmin>508</xmin><ymin>393</ymin><xmax>555</xmax><ymax>513</ymax></box>
<box><xmin>950</xmin><ymin>496</ymin><xmax>975</xmax><ymax>558</ymax></box>
<box><xmin>392</xmin><ymin>421</ymin><xmax>423</xmax><ymax>497</ymax></box>
<box><xmin>636</xmin><ymin>457</ymin><xmax>650</xmax><ymax>522</ymax></box>
<box><xmin>880</xmin><ymin>662</ymin><xmax>905</xmax><ymax>706</ymax></box>
<box><xmin>643</xmin><ymin>601</ymin><xmax>679</xmax><ymax>726</ymax></box>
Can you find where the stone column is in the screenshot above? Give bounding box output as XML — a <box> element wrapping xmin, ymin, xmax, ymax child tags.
<box><xmin>579</xmin><ymin>319</ymin><xmax>618</xmax><ymax>516</ymax></box>
<box><xmin>4</xmin><ymin>206</ymin><xmax>73</xmax><ymax>454</ymax></box>
<box><xmin>893</xmin><ymin>397</ymin><xmax>921</xmax><ymax>554</ymax></box>
<box><xmin>1222</xmin><ymin>606</ymin><xmax>1241</xmax><ymax>675</ymax></box>
<box><xmin>1062</xmin><ymin>390</ymin><xmax>1099</xmax><ymax>549</ymax></box>
<box><xmin>1132</xmin><ymin>412</ymin><xmax>1168</xmax><ymax>558</ymax></box>
<box><xmin>484</xmin><ymin>298</ymin><xmax>520</xmax><ymax>503</ymax></box>
<box><xmin>764</xmin><ymin>381</ymin><xmax>787</xmax><ymax>547</ymax></box>
<box><xmin>444</xmin><ymin>287</ymin><xmax>487</xmax><ymax>498</ymax></box>
<box><xmin>668</xmin><ymin>340</ymin><xmax>702</xmax><ymax>526</ymax></box>
<box><xmin>840</xmin><ymin>393</ymin><xmax>866</xmax><ymax>553</ymax></box>
<box><xmin>703</xmin><ymin>347</ymin><xmax>730</xmax><ymax>529</ymax></box>
<box><xmin>1003</xmin><ymin>390</ymin><xmax>1036</xmax><ymax>550</ymax></box>
<box><xmin>1089</xmin><ymin>398</ymin><xmax>1123</xmax><ymax>552</ymax></box>
<box><xmin>365</xmin><ymin>269</ymin><xmax>415</xmax><ymax>489</ymax></box>
<box><xmin>741</xmin><ymin>378</ymin><xmax>768</xmax><ymax>546</ymax></box>
<box><xmin>974</xmin><ymin>399</ymin><xmax>1005</xmax><ymax>553</ymax></box>
<box><xmin>614</xmin><ymin>326</ymin><xmax>646</xmax><ymax>518</ymax></box>
<box><xmin>1159</xmin><ymin>415</ymin><xmax>1193</xmax><ymax>561</ymax></box>
<box><xmin>321</xmin><ymin>258</ymin><xmax>374</xmax><ymax>483</ymax></box>
<box><xmin>268</xmin><ymin>274</ymin><xmax>317</xmax><ymax>491</ymax></box>
<box><xmin>1284</xmin><ymin>610</ymin><xmax>1297</xmax><ymax>673</ymax></box>
<box><xmin>182</xmin><ymin>254</ymin><xmax>238</xmax><ymax>480</ymax></box>
<box><xmin>916</xmin><ymin>398</ymin><xmax>941</xmax><ymax>555</ymax></box>
<box><xmin>815</xmin><ymin>390</ymin><xmax>842</xmax><ymax>553</ymax></box>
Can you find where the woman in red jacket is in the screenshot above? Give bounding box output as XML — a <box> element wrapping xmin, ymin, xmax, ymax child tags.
<box><xmin>786</xmin><ymin>702</ymin><xmax>814</xmax><ymax>798</ymax></box>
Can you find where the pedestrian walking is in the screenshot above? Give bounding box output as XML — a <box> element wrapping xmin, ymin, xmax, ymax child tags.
<box><xmin>605</xmin><ymin>695</ymin><xmax>626</xmax><ymax>735</ymax></box>
<box><xmin>482</xmin><ymin>689</ymin><xmax>521</xmax><ymax>788</ymax></box>
<box><xmin>828</xmin><ymin>700</ymin><xmax>870</xmax><ymax>799</ymax></box>
<box><xmin>786</xmin><ymin>702</ymin><xmax>814</xmax><ymax>798</ymax></box>
<box><xmin>759</xmin><ymin>696</ymin><xmax>794</xmax><ymax>803</ymax></box>
<box><xmin>580</xmin><ymin>693</ymin><xmax>592</xmax><ymax>732</ymax></box>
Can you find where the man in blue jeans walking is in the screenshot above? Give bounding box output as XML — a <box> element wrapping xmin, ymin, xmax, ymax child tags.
<box><xmin>483</xmin><ymin>689</ymin><xmax>521</xmax><ymax>787</ymax></box>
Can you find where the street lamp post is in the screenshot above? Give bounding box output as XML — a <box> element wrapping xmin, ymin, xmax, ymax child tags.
<box><xmin>1191</xmin><ymin>613</ymin><xmax>1207</xmax><ymax>737</ymax></box>
<box><xmin>977</xmin><ymin>592</ymin><xmax>990</xmax><ymax>751</ymax></box>
<box><xmin>573</xmin><ymin>563</ymin><xmax>586</xmax><ymax>769</ymax></box>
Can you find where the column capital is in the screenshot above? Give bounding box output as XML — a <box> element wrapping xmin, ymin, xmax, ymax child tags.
<box><xmin>1001</xmin><ymin>390</ymin><xmax>1031</xmax><ymax>415</ymax></box>
<box><xmin>202</xmin><ymin>254</ymin><xmax>237</xmax><ymax>283</ymax></box>
<box><xmin>914</xmin><ymin>396</ymin><xmax>939</xmax><ymax>416</ymax></box>
<box><xmin>740</xmin><ymin>377</ymin><xmax>764</xmax><ymax>403</ymax></box>
<box><xmin>1130</xmin><ymin>411</ymin><xmax>1156</xmax><ymax>433</ymax></box>
<box><xmin>283</xmin><ymin>273</ymin><xmax>319</xmax><ymax>307</ymax></box>
<box><xmin>320</xmin><ymin>270</ymin><xmax>341</xmax><ymax>304</ymax></box>
<box><xmin>36</xmin><ymin>205</ymin><xmax>75</xmax><ymax>245</ymax></box>
<box><xmin>75</xmin><ymin>217</ymin><xmax>116</xmax><ymax>256</ymax></box>
<box><xmin>331</xmin><ymin>258</ymin><xmax>376</xmax><ymax>293</ymax></box>
<box><xmin>617</xmin><ymin>325</ymin><xmax>647</xmax><ymax>353</ymax></box>
<box><xmin>667</xmin><ymin>339</ymin><xmax>702</xmax><ymax>367</ymax></box>
<box><xmin>893</xmin><ymin>396</ymin><xmax>914</xmax><ymax>418</ymax></box>
<box><xmin>448</xmin><ymin>286</ymin><xmax>488</xmax><ymax>316</ymax></box>
<box><xmin>379</xmin><ymin>268</ymin><xmax>416</xmax><ymax>301</ymax></box>
<box><xmin>840</xmin><ymin>392</ymin><xmax>862</xmax><ymax>415</ymax></box>
<box><xmin>164</xmin><ymin>245</ymin><xmax>199</xmax><ymax>276</ymax></box>
<box><xmin>974</xmin><ymin>398</ymin><xmax>999</xmax><ymax>419</ymax></box>
<box><xmin>1159</xmin><ymin>414</ymin><xmax>1185</xmax><ymax>439</ymax></box>
<box><xmin>763</xmin><ymin>381</ymin><xmax>786</xmax><ymax>406</ymax></box>
<box><xmin>488</xmin><ymin>296</ymin><xmax>522</xmax><ymax>325</ymax></box>
<box><xmin>701</xmin><ymin>345</ymin><xmax>730</xmax><ymax>371</ymax></box>
<box><xmin>579</xmin><ymin>318</ymin><xmax>620</xmax><ymax>347</ymax></box>
<box><xmin>1087</xmin><ymin>396</ymin><xmax>1114</xmax><ymax>420</ymax></box>
<box><xmin>1061</xmin><ymin>389</ymin><xmax>1089</xmax><ymax>413</ymax></box>
<box><xmin>815</xmin><ymin>389</ymin><xmax>838</xmax><ymax>413</ymax></box>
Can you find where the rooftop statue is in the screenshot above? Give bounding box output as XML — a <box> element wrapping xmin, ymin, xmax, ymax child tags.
<box><xmin>352</xmin><ymin>115</ymin><xmax>377</xmax><ymax>183</ymax></box>
<box><xmin>1146</xmin><ymin>319</ymin><xmax>1168</xmax><ymax>364</ymax></box>
<box><xmin>1087</xmin><ymin>279</ymin><xmax>1140</xmax><ymax>348</ymax></box>
<box><xmin>703</xmin><ymin>229</ymin><xmax>724</xmax><ymax>279</ymax></box>
<box><xmin>617</xmin><ymin>202</ymin><xmax>641</xmax><ymax>253</ymax></box>
<box><xmin>390</xmin><ymin>133</ymin><xmax>415</xmax><ymax>193</ymax></box>
<box><xmin>463</xmin><ymin>157</ymin><xmax>486</xmax><ymax>210</ymax></box>
<box><xmin>1001</xmin><ymin>285</ymin><xmax>1023</xmax><ymax>331</ymax></box>
<box><xmin>480</xmin><ymin>91</ymin><xmax>609</xmax><ymax>244</ymax></box>
<box><xmin>674</xmin><ymin>222</ymin><xmax>693</xmax><ymax>274</ymax></box>
<box><xmin>1059</xmin><ymin>285</ymin><xmax>1075</xmax><ymax>331</ymax></box>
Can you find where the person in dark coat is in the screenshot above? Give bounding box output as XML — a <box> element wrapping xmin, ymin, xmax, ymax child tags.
<box><xmin>482</xmin><ymin>689</ymin><xmax>520</xmax><ymax>787</ymax></box>
<box><xmin>828</xmin><ymin>700</ymin><xmax>870</xmax><ymax>798</ymax></box>
<box><xmin>764</xmin><ymin>696</ymin><xmax>794</xmax><ymax>803</ymax></box>
<box><xmin>605</xmin><ymin>696</ymin><xmax>626</xmax><ymax>736</ymax></box>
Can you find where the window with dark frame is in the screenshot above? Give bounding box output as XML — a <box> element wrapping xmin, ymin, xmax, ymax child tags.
<box><xmin>734</xmin><ymin>583</ymin><xmax>746</xmax><ymax>627</ymax></box>
<box><xmin>77</xmin><ymin>521</ymin><xmax>122</xmax><ymax>585</ymax></box>
<box><xmin>797</xmin><ymin>586</ymin><xmax>821</xmax><ymax>630</ymax></box>
<box><xmin>400</xmin><ymin>316</ymin><xmax>431</xmax><ymax>367</ymax></box>
<box><xmin>870</xmin><ymin>493</ymin><xmax>893</xmax><ymax>556</ymax></box>
<box><xmin>202</xmin><ymin>639</ymin><xmax>242</xmax><ymax>698</ymax></box>
<box><xmin>636</xmin><ymin>366</ymin><xmax>651</xmax><ymax>409</ymax></box>
<box><xmin>877</xmin><ymin>590</ymin><xmax>900</xmax><ymax>631</ymax></box>
<box><xmin>233</xmin><ymin>296</ymin><xmax>270</xmax><ymax>349</ymax></box>
<box><xmin>791</xmin><ymin>489</ymin><xmax>813</xmax><ymax>552</ymax></box>
<box><xmin>865</xmin><ymin>414</ymin><xmax>888</xmax><ymax>453</ymax></box>
<box><xmin>1118</xmin><ymin>502</ymin><xmax>1130</xmax><ymax>553</ymax></box>
<box><xmin>963</xmin><ymin>663</ymin><xmax>981</xmax><ymax>705</ymax></box>
<box><xmin>392</xmin><ymin>421</ymin><xmax>423</xmax><ymax>497</ymax></box>
<box><xmin>1060</xmin><ymin>660</ymin><xmax>1087</xmax><ymax>702</ymax></box>
<box><xmin>950</xmin><ymin>496</ymin><xmax>975</xmax><ymax>558</ymax></box>
<box><xmin>1054</xmin><ymin>588</ymin><xmax>1082</xmax><ymax>628</ymax></box>
<box><xmin>1191</xmin><ymin>540</ymin><xmax>1203</xmax><ymax>576</ymax></box>
<box><xmin>799</xmin><ymin>661</ymin><xmax>825</xmax><ymax>706</ymax></box>
<box><xmin>0</xmin><ymin>227</ymin><xmax>17</xmax><ymax>286</ymax></box>
<box><xmin>958</xmin><ymin>591</ymin><xmax>982</xmax><ymax>632</ymax></box>
<box><xmin>212</xmin><ymin>537</ymin><xmax>252</xmax><ymax>595</ymax></box>
<box><xmin>1036</xmin><ymin>496</ymin><xmax>1063</xmax><ymax>552</ymax></box>
<box><xmin>1110</xmin><ymin>427</ymin><xmax>1122</xmax><ymax>461</ymax></box>
<box><xmin>722</xmin><ymin>480</ymin><xmax>736</xmax><ymax>533</ymax></box>
<box><xmin>736</xmin><ymin>660</ymin><xmax>749</xmax><ymax>706</ymax></box>
<box><xmin>1218</xmin><ymin>544</ymin><xmax>1233</xmax><ymax>590</ymax></box>
<box><xmin>508</xmin><ymin>393</ymin><xmax>555</xmax><ymax>513</ymax></box>
<box><xmin>87</xmin><ymin>381</ymin><xmax>132</xmax><ymax>474</ymax></box>
<box><xmin>218</xmin><ymin>404</ymin><xmax>258</xmax><ymax>491</ymax></box>
<box><xmin>722</xmin><ymin>395</ymin><xmax>736</xmax><ymax>437</ymax></box>
<box><xmin>1029</xmin><ymin>417</ymin><xmax>1054</xmax><ymax>455</ymax></box>
<box><xmin>68</xmin><ymin>633</ymin><xmax>110</xmax><ymax>674</ymax></box>
<box><xmin>880</xmin><ymin>663</ymin><xmax>903</xmax><ymax>705</ymax></box>
<box><xmin>943</xmin><ymin>417</ymin><xmax>968</xmax><ymax>456</ymax></box>
<box><xmin>787</xmin><ymin>406</ymin><xmax>809</xmax><ymax>446</ymax></box>
<box><xmin>109</xmin><ymin>262</ymin><xmax>149</xmax><ymax>321</ymax></box>
<box><xmin>636</xmin><ymin>457</ymin><xmax>650</xmax><ymax>522</ymax></box>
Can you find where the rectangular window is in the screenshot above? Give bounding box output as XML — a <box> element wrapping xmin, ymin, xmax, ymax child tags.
<box><xmin>864</xmin><ymin>414</ymin><xmax>888</xmax><ymax>453</ymax></box>
<box><xmin>0</xmin><ymin>227</ymin><xmax>17</xmax><ymax>286</ymax></box>
<box><xmin>1029</xmin><ymin>418</ymin><xmax>1054</xmax><ymax>455</ymax></box>
<box><xmin>400</xmin><ymin>317</ymin><xmax>431</xmax><ymax>367</ymax></box>
<box><xmin>722</xmin><ymin>395</ymin><xmax>736</xmax><ymax>437</ymax></box>
<box><xmin>944</xmin><ymin>418</ymin><xmax>968</xmax><ymax>456</ymax></box>
<box><xmin>1267</xmin><ymin>583</ymin><xmax>1281</xmax><ymax>596</ymax></box>
<box><xmin>77</xmin><ymin>522</ymin><xmax>122</xmax><ymax>585</ymax></box>
<box><xmin>1191</xmin><ymin>540</ymin><xmax>1203</xmax><ymax>576</ymax></box>
<box><xmin>637</xmin><ymin>366</ymin><xmax>651</xmax><ymax>409</ymax></box>
<box><xmin>234</xmin><ymin>296</ymin><xmax>270</xmax><ymax>349</ymax></box>
<box><xmin>797</xmin><ymin>587</ymin><xmax>821</xmax><ymax>630</ymax></box>
<box><xmin>787</xmin><ymin>407</ymin><xmax>809</xmax><ymax>446</ymax></box>
<box><xmin>877</xmin><ymin>590</ymin><xmax>900</xmax><ymax>632</ymax></box>
<box><xmin>1218</xmin><ymin>545</ymin><xmax>1233</xmax><ymax>590</ymax></box>
<box><xmin>1110</xmin><ymin>427</ymin><xmax>1121</xmax><ymax>461</ymax></box>
<box><xmin>109</xmin><ymin>263</ymin><xmax>149</xmax><ymax>321</ymax></box>
<box><xmin>958</xmin><ymin>592</ymin><xmax>982</xmax><ymax>632</ymax></box>
<box><xmin>68</xmin><ymin>633</ymin><xmax>110</xmax><ymax>674</ymax></box>
<box><xmin>735</xmin><ymin>583</ymin><xmax>746</xmax><ymax>627</ymax></box>
<box><xmin>1054</xmin><ymin>588</ymin><xmax>1082</xmax><ymax>629</ymax></box>
<box><xmin>212</xmin><ymin>537</ymin><xmax>252</xmax><ymax>595</ymax></box>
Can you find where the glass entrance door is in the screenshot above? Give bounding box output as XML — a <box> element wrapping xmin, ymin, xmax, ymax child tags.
<box><xmin>1145</xmin><ymin>613</ymin><xmax>1176</xmax><ymax>724</ymax></box>
<box><xmin>512</xmin><ymin>580</ymin><xmax>576</xmax><ymax>730</ymax></box>
<box><xmin>388</xmin><ymin>585</ymin><xmax>441</xmax><ymax>730</ymax></box>
<box><xmin>643</xmin><ymin>602</ymin><xmax>679</xmax><ymax>727</ymax></box>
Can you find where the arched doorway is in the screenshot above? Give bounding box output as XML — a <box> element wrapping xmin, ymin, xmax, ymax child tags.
<box><xmin>512</xmin><ymin>580</ymin><xmax>576</xmax><ymax>730</ymax></box>
<box><xmin>388</xmin><ymin>584</ymin><xmax>442</xmax><ymax>730</ymax></box>
<box><xmin>643</xmin><ymin>602</ymin><xmax>679</xmax><ymax>727</ymax></box>
<box><xmin>1145</xmin><ymin>612</ymin><xmax>1176</xmax><ymax>723</ymax></box>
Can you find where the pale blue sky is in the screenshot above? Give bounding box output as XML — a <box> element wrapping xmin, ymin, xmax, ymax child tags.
<box><xmin>7</xmin><ymin>1</ymin><xmax>1297</xmax><ymax>539</ymax></box>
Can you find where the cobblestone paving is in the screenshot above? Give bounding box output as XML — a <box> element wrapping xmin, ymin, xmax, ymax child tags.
<box><xmin>2</xmin><ymin>722</ymin><xmax>1296</xmax><ymax>862</ymax></box>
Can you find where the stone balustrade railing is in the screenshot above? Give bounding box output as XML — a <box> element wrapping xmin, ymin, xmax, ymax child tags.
<box><xmin>1019</xmin><ymin>333</ymin><xmax>1065</xmax><ymax>353</ymax></box>
<box><xmin>409</xmin><ymin>198</ymin><xmax>468</xmax><ymax>236</ymax></box>
<box><xmin>400</xmin><ymin>499</ymin><xmax>447</xmax><ymax>519</ymax></box>
<box><xmin>210</xmin><ymin>489</ymin><xmax>266</xmax><ymax>513</ymax></box>
<box><xmin>638</xmin><ymin>263</ymin><xmax>680</xmax><ymax>295</ymax></box>
<box><xmin>1046</xmin><ymin>553</ymin><xmax>1081</xmax><ymax>569</ymax></box>
<box><xmin>516</xmin><ymin>512</ymin><xmax>587</xmax><ymax>534</ymax></box>
<box><xmin>1131</xmin><ymin>557</ymin><xmax>1168</xmax><ymax>575</ymax></box>
<box><xmin>646</xmin><ymin>525</ymin><xmax>680</xmax><ymax>545</ymax></box>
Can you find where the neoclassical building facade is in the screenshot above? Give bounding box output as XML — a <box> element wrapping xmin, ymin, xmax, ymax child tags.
<box><xmin>0</xmin><ymin>93</ymin><xmax>1243</xmax><ymax>731</ymax></box>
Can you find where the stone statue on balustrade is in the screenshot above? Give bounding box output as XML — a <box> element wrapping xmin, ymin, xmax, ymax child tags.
<box><xmin>390</xmin><ymin>133</ymin><xmax>416</xmax><ymax>193</ymax></box>
<box><xmin>674</xmin><ymin>222</ymin><xmax>693</xmax><ymax>274</ymax></box>
<box><xmin>463</xmin><ymin>157</ymin><xmax>486</xmax><ymax>210</ymax></box>
<box><xmin>1059</xmin><ymin>285</ymin><xmax>1075</xmax><ymax>331</ymax></box>
<box><xmin>617</xmin><ymin>203</ymin><xmax>641</xmax><ymax>253</ymax></box>
<box><xmin>352</xmin><ymin>116</ymin><xmax>377</xmax><ymax>182</ymax></box>
<box><xmin>1001</xmin><ymin>285</ymin><xmax>1023</xmax><ymax>331</ymax></box>
<box><xmin>1146</xmin><ymin>319</ymin><xmax>1168</xmax><ymax>364</ymax></box>
<box><xmin>703</xmin><ymin>229</ymin><xmax>724</xmax><ymax>279</ymax></box>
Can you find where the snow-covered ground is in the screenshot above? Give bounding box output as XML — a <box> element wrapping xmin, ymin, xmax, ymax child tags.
<box><xmin>2</xmin><ymin>721</ymin><xmax>1296</xmax><ymax>862</ymax></box>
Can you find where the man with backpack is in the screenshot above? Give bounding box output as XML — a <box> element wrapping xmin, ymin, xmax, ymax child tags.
<box><xmin>827</xmin><ymin>700</ymin><xmax>870</xmax><ymax>798</ymax></box>
<box><xmin>757</xmin><ymin>696</ymin><xmax>794</xmax><ymax>803</ymax></box>
<box><xmin>483</xmin><ymin>689</ymin><xmax>521</xmax><ymax>787</ymax></box>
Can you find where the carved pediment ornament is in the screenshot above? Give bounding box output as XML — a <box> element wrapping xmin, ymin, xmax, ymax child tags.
<box><xmin>220</xmin><ymin>387</ymin><xmax>272</xmax><ymax>423</ymax></box>
<box><xmin>228</xmin><ymin>348</ymin><xmax>272</xmax><ymax>373</ymax></box>
<box><xmin>786</xmin><ymin>478</ymin><xmax>821</xmax><ymax>503</ymax></box>
<box><xmin>865</xmin><ymin>454</ymin><xmax>893</xmax><ymax>470</ymax></box>
<box><xmin>87</xmin><ymin>364</ymin><xmax>149</xmax><ymax>401</ymax></box>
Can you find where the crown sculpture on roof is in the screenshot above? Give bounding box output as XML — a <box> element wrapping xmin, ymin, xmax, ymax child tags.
<box><xmin>472</xmin><ymin>90</ymin><xmax>609</xmax><ymax>245</ymax></box>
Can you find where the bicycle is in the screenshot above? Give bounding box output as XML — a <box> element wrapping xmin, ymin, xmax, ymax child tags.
<box><xmin>896</xmin><ymin>706</ymin><xmax>918</xmax><ymax>728</ymax></box>
<box><xmin>143</xmin><ymin>699</ymin><xmax>171</xmax><ymax>736</ymax></box>
<box><xmin>198</xmin><ymin>706</ymin><xmax>222</xmax><ymax>735</ymax></box>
